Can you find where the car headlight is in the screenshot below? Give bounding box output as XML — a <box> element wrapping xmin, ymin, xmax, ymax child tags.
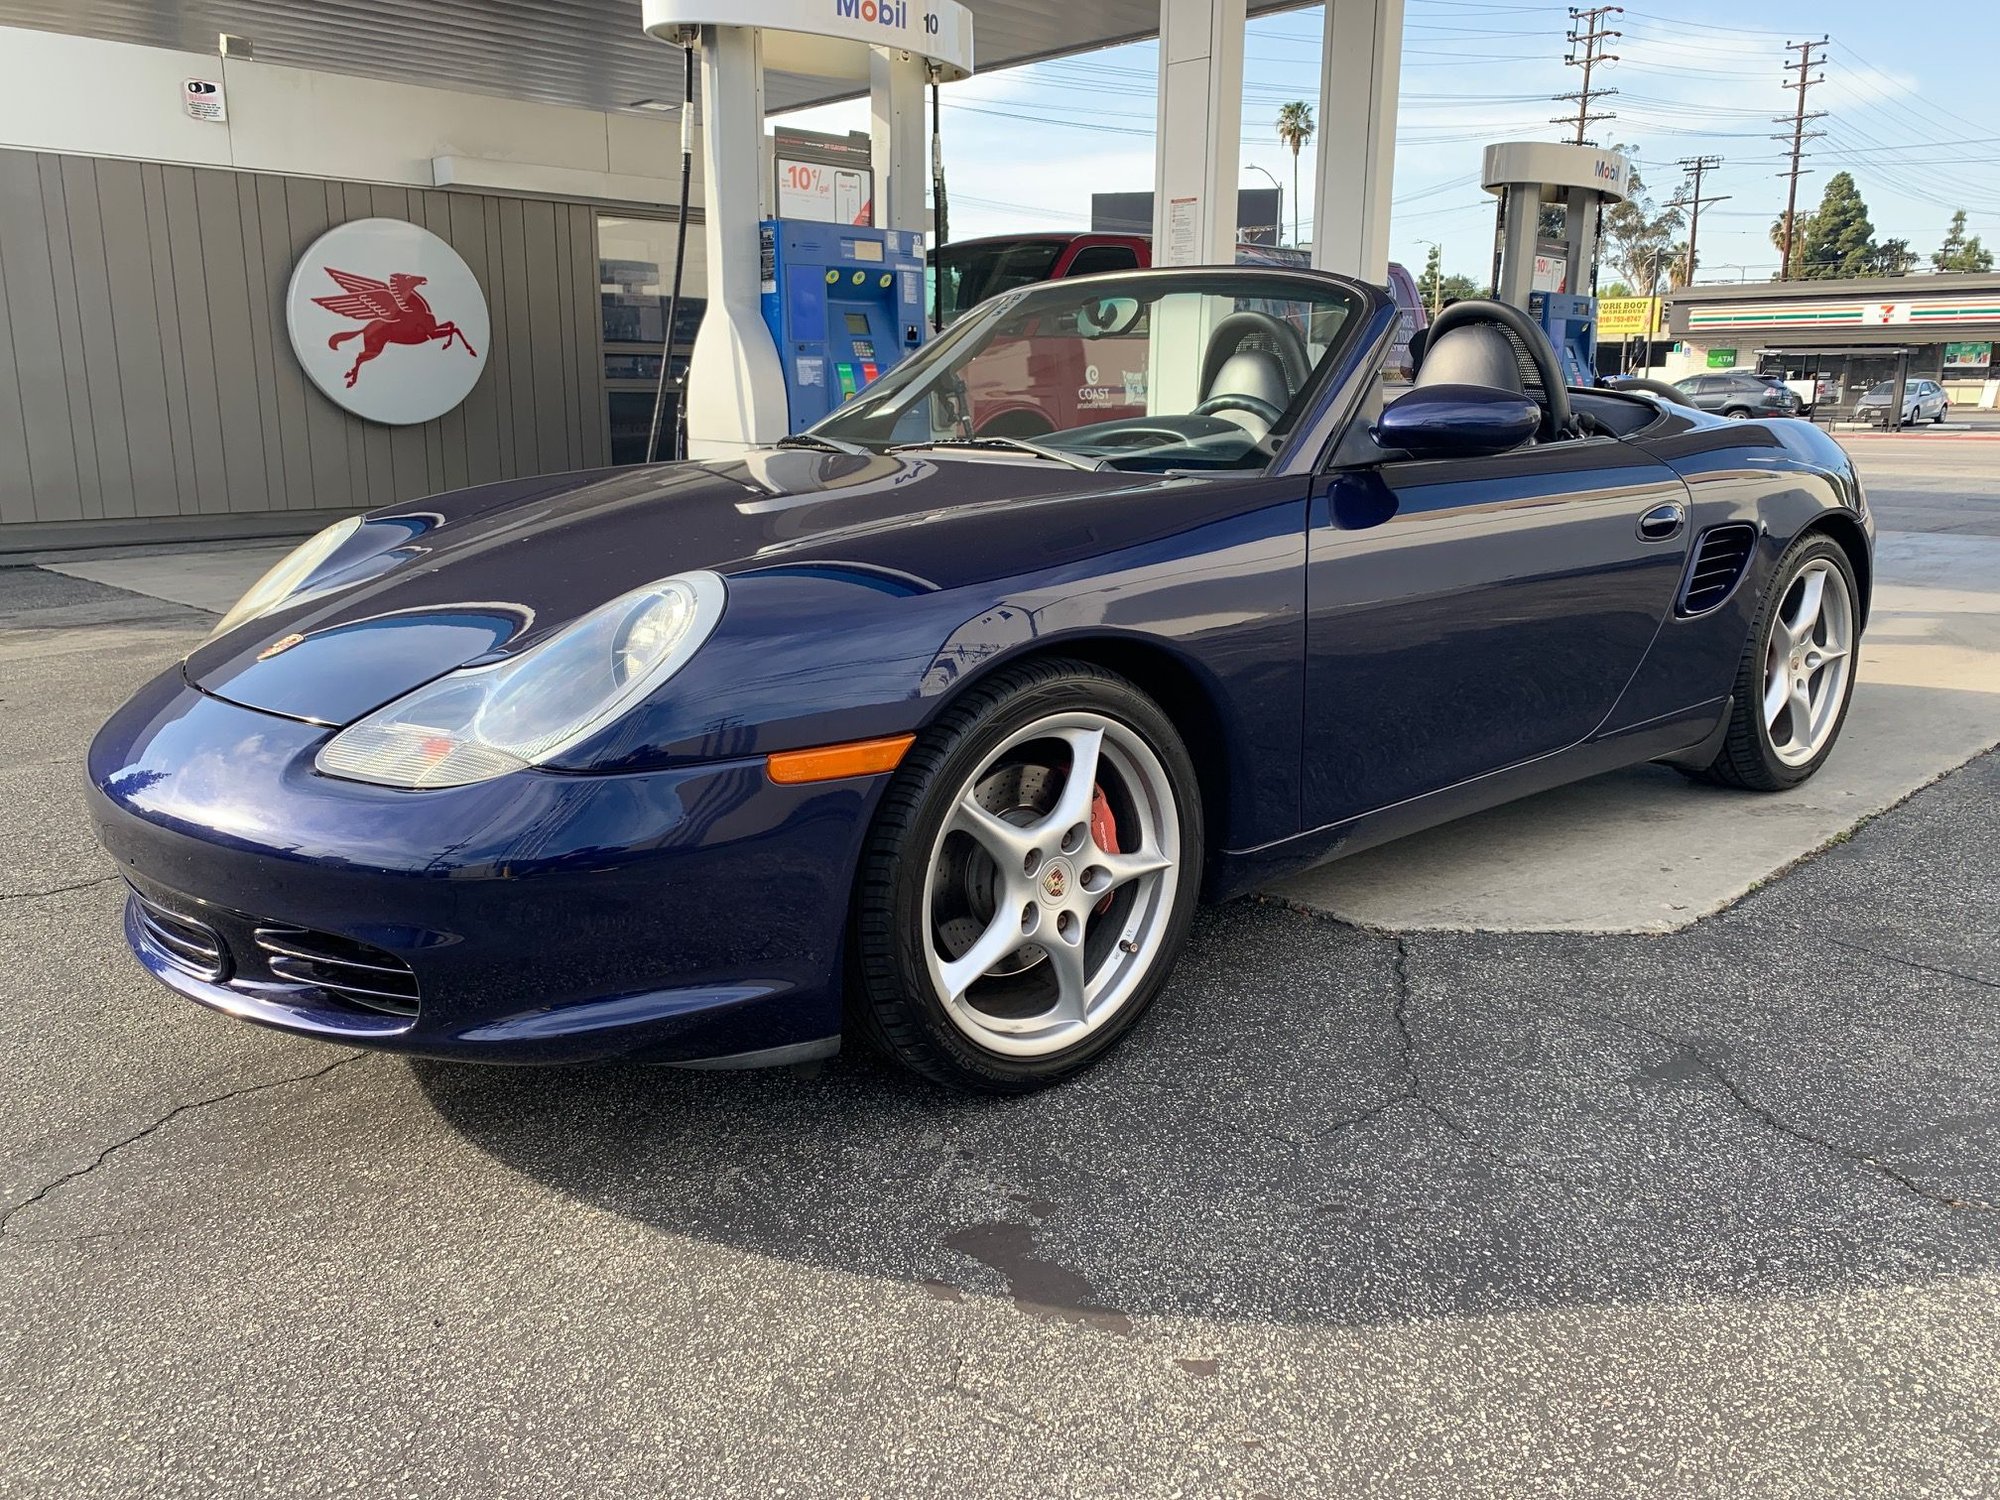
<box><xmin>207</xmin><ymin>516</ymin><xmax>365</xmax><ymax>642</ymax></box>
<box><xmin>315</xmin><ymin>571</ymin><xmax>726</xmax><ymax>789</ymax></box>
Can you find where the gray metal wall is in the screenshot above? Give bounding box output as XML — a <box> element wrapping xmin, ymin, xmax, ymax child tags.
<box><xmin>0</xmin><ymin>147</ymin><xmax>609</xmax><ymax>550</ymax></box>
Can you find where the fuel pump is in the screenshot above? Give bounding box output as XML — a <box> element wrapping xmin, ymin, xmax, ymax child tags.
<box><xmin>640</xmin><ymin>0</ymin><xmax>974</xmax><ymax>457</ymax></box>
<box><xmin>759</xmin><ymin>221</ymin><xmax>929</xmax><ymax>422</ymax></box>
<box><xmin>1480</xmin><ymin>142</ymin><xmax>1633</xmax><ymax>387</ymax></box>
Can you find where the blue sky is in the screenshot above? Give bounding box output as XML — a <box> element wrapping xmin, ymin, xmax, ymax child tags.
<box><xmin>781</xmin><ymin>0</ymin><xmax>2000</xmax><ymax>286</ymax></box>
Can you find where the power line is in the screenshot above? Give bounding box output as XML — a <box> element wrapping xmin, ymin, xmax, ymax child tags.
<box><xmin>1553</xmin><ymin>5</ymin><xmax>1622</xmax><ymax>145</ymax></box>
<box><xmin>1774</xmin><ymin>36</ymin><xmax>1829</xmax><ymax>280</ymax></box>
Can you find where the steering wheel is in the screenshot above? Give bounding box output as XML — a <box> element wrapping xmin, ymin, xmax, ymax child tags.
<box><xmin>1417</xmin><ymin>299</ymin><xmax>1574</xmax><ymax>443</ymax></box>
<box><xmin>1190</xmin><ymin>391</ymin><xmax>1285</xmax><ymax>425</ymax></box>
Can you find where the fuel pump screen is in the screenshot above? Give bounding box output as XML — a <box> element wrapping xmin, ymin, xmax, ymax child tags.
<box><xmin>843</xmin><ymin>313</ymin><xmax>871</xmax><ymax>335</ymax></box>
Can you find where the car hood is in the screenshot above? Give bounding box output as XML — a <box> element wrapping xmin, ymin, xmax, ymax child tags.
<box><xmin>187</xmin><ymin>449</ymin><xmax>1149</xmax><ymax>725</ymax></box>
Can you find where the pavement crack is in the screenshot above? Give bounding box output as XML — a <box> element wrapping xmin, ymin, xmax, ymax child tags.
<box><xmin>0</xmin><ymin>873</ymin><xmax>118</xmax><ymax>902</ymax></box>
<box><xmin>1602</xmin><ymin>1014</ymin><xmax>1996</xmax><ymax>1213</ymax></box>
<box><xmin>1818</xmin><ymin>933</ymin><xmax>1999</xmax><ymax>992</ymax></box>
<box><xmin>0</xmin><ymin>1052</ymin><xmax>365</xmax><ymax>1238</ymax></box>
<box><xmin>1380</xmin><ymin>937</ymin><xmax>1570</xmax><ymax>1184</ymax></box>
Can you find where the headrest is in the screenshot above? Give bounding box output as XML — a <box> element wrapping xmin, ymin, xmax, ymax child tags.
<box><xmin>1413</xmin><ymin>323</ymin><xmax>1526</xmax><ymax>395</ymax></box>
<box><xmin>1204</xmin><ymin>349</ymin><xmax>1290</xmax><ymax>412</ymax></box>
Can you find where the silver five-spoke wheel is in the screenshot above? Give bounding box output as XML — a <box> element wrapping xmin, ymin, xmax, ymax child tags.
<box><xmin>853</xmin><ymin>659</ymin><xmax>1202</xmax><ymax>1092</ymax></box>
<box><xmin>1762</xmin><ymin>558</ymin><xmax>1854</xmax><ymax>766</ymax></box>
<box><xmin>923</xmin><ymin>712</ymin><xmax>1180</xmax><ymax>1058</ymax></box>
<box><xmin>1690</xmin><ymin>533</ymin><xmax>1863</xmax><ymax>791</ymax></box>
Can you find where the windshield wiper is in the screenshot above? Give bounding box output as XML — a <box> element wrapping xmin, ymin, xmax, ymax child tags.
<box><xmin>888</xmin><ymin>436</ymin><xmax>1106</xmax><ymax>472</ymax></box>
<box><xmin>773</xmin><ymin>432</ymin><xmax>873</xmax><ymax>457</ymax></box>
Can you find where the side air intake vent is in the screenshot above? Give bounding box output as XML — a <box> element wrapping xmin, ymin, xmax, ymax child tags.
<box><xmin>1680</xmin><ymin>523</ymin><xmax>1757</xmax><ymax>616</ymax></box>
<box><xmin>253</xmin><ymin>926</ymin><xmax>420</xmax><ymax>1017</ymax></box>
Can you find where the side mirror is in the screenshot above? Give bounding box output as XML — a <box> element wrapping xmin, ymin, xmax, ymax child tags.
<box><xmin>1373</xmin><ymin>383</ymin><xmax>1540</xmax><ymax>460</ymax></box>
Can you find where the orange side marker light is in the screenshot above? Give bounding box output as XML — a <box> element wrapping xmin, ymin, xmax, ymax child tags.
<box><xmin>766</xmin><ymin>734</ymin><xmax>916</xmax><ymax>785</ymax></box>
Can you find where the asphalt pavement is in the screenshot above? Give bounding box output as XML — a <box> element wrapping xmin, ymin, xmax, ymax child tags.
<box><xmin>1</xmin><ymin>439</ymin><xmax>1997</xmax><ymax>1498</ymax></box>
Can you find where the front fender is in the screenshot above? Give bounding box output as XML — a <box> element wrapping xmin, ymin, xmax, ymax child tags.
<box><xmin>554</xmin><ymin>483</ymin><xmax>1313</xmax><ymax>853</ymax></box>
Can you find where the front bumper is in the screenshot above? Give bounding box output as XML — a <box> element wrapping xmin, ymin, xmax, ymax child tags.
<box><xmin>89</xmin><ymin>669</ymin><xmax>884</xmax><ymax>1064</ymax></box>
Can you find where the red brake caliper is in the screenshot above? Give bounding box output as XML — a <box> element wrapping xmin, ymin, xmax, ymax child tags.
<box><xmin>1090</xmin><ymin>786</ymin><xmax>1119</xmax><ymax>915</ymax></box>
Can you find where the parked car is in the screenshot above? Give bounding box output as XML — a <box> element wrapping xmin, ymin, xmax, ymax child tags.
<box><xmin>91</xmin><ymin>274</ymin><xmax>1871</xmax><ymax>1093</ymax></box>
<box><xmin>1853</xmin><ymin>378</ymin><xmax>1949</xmax><ymax>426</ymax></box>
<box><xmin>1602</xmin><ymin>374</ymin><xmax>1694</xmax><ymax>404</ymax></box>
<box><xmin>1671</xmin><ymin>371</ymin><xmax>1804</xmax><ymax>419</ymax></box>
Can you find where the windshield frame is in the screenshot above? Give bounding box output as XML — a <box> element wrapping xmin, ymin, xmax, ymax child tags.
<box><xmin>804</xmin><ymin>265</ymin><xmax>1387</xmax><ymax>478</ymax></box>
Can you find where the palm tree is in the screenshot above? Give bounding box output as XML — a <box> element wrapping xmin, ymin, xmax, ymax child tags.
<box><xmin>1275</xmin><ymin>101</ymin><xmax>1314</xmax><ymax>247</ymax></box>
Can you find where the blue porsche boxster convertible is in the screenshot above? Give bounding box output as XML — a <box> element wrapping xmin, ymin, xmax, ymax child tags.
<box><xmin>90</xmin><ymin>268</ymin><xmax>1872</xmax><ymax>1091</ymax></box>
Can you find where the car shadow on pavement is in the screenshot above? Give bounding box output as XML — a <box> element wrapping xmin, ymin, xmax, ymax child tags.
<box><xmin>413</xmin><ymin>752</ymin><xmax>2000</xmax><ymax>1332</ymax></box>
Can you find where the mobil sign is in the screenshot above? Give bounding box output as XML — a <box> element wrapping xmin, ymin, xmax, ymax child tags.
<box><xmin>640</xmin><ymin>0</ymin><xmax>974</xmax><ymax>78</ymax></box>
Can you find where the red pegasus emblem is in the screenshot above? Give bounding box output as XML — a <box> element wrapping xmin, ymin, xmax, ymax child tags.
<box><xmin>312</xmin><ymin>268</ymin><xmax>478</xmax><ymax>388</ymax></box>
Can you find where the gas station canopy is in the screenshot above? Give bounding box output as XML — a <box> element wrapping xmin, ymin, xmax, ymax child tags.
<box><xmin>0</xmin><ymin>0</ymin><xmax>1315</xmax><ymax>117</ymax></box>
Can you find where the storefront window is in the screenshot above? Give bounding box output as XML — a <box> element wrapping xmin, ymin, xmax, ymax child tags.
<box><xmin>599</xmin><ymin>215</ymin><xmax>706</xmax><ymax>463</ymax></box>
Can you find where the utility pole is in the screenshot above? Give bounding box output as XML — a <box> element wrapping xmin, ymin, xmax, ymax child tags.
<box><xmin>1553</xmin><ymin>6</ymin><xmax>1622</xmax><ymax>145</ymax></box>
<box><xmin>1774</xmin><ymin>37</ymin><xmax>1828</xmax><ymax>281</ymax></box>
<box><xmin>1667</xmin><ymin>155</ymin><xmax>1728</xmax><ymax>287</ymax></box>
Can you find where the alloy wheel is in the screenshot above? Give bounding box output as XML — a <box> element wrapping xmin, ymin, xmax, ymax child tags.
<box><xmin>920</xmin><ymin>711</ymin><xmax>1180</xmax><ymax>1058</ymax></box>
<box><xmin>1762</xmin><ymin>559</ymin><xmax>1855</xmax><ymax>766</ymax></box>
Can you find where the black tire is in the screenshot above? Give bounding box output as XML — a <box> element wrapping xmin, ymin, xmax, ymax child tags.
<box><xmin>1722</xmin><ymin>407</ymin><xmax>1752</xmax><ymax>420</ymax></box>
<box><xmin>850</xmin><ymin>658</ymin><xmax>1204</xmax><ymax>1093</ymax></box>
<box><xmin>1692</xmin><ymin>533</ymin><xmax>1860</xmax><ymax>791</ymax></box>
<box><xmin>1935</xmin><ymin>406</ymin><xmax>1948</xmax><ymax>425</ymax></box>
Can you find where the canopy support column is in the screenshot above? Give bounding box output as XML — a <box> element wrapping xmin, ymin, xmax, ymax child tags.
<box><xmin>1151</xmin><ymin>0</ymin><xmax>1245</xmax><ymax>267</ymax></box>
<box><xmin>1312</xmin><ymin>0</ymin><xmax>1403</xmax><ymax>281</ymax></box>
<box><xmin>870</xmin><ymin>47</ymin><xmax>929</xmax><ymax>234</ymax></box>
<box><xmin>686</xmin><ymin>25</ymin><xmax>789</xmax><ymax>458</ymax></box>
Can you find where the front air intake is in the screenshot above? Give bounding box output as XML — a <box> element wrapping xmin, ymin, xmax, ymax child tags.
<box><xmin>1679</xmin><ymin>523</ymin><xmax>1757</xmax><ymax>616</ymax></box>
<box><xmin>253</xmin><ymin>925</ymin><xmax>420</xmax><ymax>1017</ymax></box>
<box><xmin>133</xmin><ymin>892</ymin><xmax>229</xmax><ymax>982</ymax></box>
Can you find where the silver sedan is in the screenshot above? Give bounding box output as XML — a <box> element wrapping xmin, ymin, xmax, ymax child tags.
<box><xmin>1853</xmin><ymin>378</ymin><xmax>1950</xmax><ymax>426</ymax></box>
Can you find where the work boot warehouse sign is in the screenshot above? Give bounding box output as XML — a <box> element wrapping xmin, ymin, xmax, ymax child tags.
<box><xmin>640</xmin><ymin>0</ymin><xmax>974</xmax><ymax>79</ymax></box>
<box><xmin>284</xmin><ymin>219</ymin><xmax>490</xmax><ymax>426</ymax></box>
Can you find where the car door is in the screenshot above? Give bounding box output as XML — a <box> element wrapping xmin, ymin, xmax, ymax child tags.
<box><xmin>1301</xmin><ymin>435</ymin><xmax>1692</xmax><ymax>828</ymax></box>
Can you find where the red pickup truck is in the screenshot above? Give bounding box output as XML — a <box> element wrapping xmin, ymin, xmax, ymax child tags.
<box><xmin>929</xmin><ymin>232</ymin><xmax>1427</xmax><ymax>438</ymax></box>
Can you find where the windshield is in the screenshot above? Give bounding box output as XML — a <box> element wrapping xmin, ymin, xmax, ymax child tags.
<box><xmin>810</xmin><ymin>271</ymin><xmax>1364</xmax><ymax>474</ymax></box>
<box><xmin>934</xmin><ymin>240</ymin><xmax>1066</xmax><ymax>325</ymax></box>
<box><xmin>1862</xmin><ymin>381</ymin><xmax>1896</xmax><ymax>400</ymax></box>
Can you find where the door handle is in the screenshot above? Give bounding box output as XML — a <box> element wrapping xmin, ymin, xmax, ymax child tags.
<box><xmin>1637</xmin><ymin>501</ymin><xmax>1685</xmax><ymax>542</ymax></box>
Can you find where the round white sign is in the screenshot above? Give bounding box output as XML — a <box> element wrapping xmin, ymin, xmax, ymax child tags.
<box><xmin>285</xmin><ymin>217</ymin><xmax>490</xmax><ymax>426</ymax></box>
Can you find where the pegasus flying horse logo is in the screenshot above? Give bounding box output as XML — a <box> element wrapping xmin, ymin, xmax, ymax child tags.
<box><xmin>312</xmin><ymin>268</ymin><xmax>479</xmax><ymax>388</ymax></box>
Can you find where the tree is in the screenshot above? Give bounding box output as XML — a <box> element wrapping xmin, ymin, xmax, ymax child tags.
<box><xmin>1420</xmin><ymin>243</ymin><xmax>1443</xmax><ymax>315</ymax></box>
<box><xmin>1770</xmin><ymin>210</ymin><xmax>1807</xmax><ymax>279</ymax></box>
<box><xmin>1933</xmin><ymin>210</ymin><xmax>1995</xmax><ymax>272</ymax></box>
<box><xmin>1438</xmin><ymin>272</ymin><xmax>1482</xmax><ymax>303</ymax></box>
<box><xmin>1870</xmin><ymin>238</ymin><xmax>1917</xmax><ymax>277</ymax></box>
<box><xmin>1664</xmin><ymin>242</ymin><xmax>1695</xmax><ymax>290</ymax></box>
<box><xmin>1798</xmin><ymin>172</ymin><xmax>1876</xmax><ymax>279</ymax></box>
<box><xmin>1602</xmin><ymin>149</ymin><xmax>1684</xmax><ymax>294</ymax></box>
<box><xmin>1274</xmin><ymin>102</ymin><xmax>1314</xmax><ymax>247</ymax></box>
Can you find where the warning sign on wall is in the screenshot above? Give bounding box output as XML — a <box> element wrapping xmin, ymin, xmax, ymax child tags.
<box><xmin>183</xmin><ymin>78</ymin><xmax>227</xmax><ymax>122</ymax></box>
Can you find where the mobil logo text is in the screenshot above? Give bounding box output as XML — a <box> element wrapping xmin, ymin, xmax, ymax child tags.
<box><xmin>835</xmin><ymin>0</ymin><xmax>909</xmax><ymax>28</ymax></box>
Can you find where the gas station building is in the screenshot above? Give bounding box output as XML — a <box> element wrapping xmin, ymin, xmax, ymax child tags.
<box><xmin>0</xmin><ymin>0</ymin><xmax>1407</xmax><ymax>551</ymax></box>
<box><xmin>1664</xmin><ymin>272</ymin><xmax>2000</xmax><ymax>414</ymax></box>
